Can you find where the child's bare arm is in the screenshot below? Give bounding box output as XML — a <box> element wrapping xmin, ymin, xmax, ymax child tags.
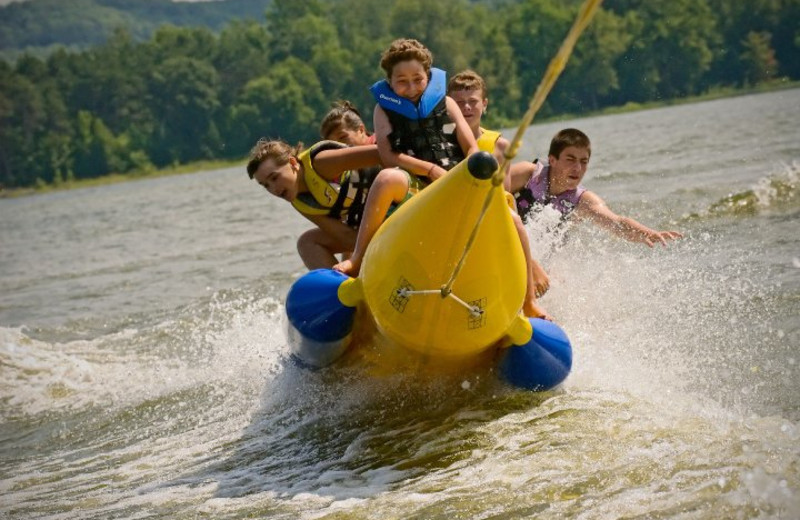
<box><xmin>373</xmin><ymin>104</ymin><xmax>398</xmax><ymax>167</ymax></box>
<box><xmin>445</xmin><ymin>96</ymin><xmax>479</xmax><ymax>157</ymax></box>
<box><xmin>577</xmin><ymin>191</ymin><xmax>683</xmax><ymax>247</ymax></box>
<box><xmin>314</xmin><ymin>145</ymin><xmax>381</xmax><ymax>181</ymax></box>
<box><xmin>507</xmin><ymin>160</ymin><xmax>539</xmax><ymax>194</ymax></box>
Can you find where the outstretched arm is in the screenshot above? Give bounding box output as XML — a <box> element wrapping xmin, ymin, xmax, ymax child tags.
<box><xmin>576</xmin><ymin>191</ymin><xmax>683</xmax><ymax>247</ymax></box>
<box><xmin>314</xmin><ymin>145</ymin><xmax>382</xmax><ymax>181</ymax></box>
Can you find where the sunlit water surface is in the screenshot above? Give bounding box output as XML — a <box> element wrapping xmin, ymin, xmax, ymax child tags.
<box><xmin>1</xmin><ymin>89</ymin><xmax>799</xmax><ymax>519</ymax></box>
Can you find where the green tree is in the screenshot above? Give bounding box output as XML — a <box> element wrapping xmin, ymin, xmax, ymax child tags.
<box><xmin>311</xmin><ymin>44</ymin><xmax>355</xmax><ymax>100</ymax></box>
<box><xmin>3</xmin><ymin>55</ymin><xmax>74</xmax><ymax>186</ymax></box>
<box><xmin>146</xmin><ymin>24</ymin><xmax>217</xmax><ymax>63</ymax></box>
<box><xmin>213</xmin><ymin>20</ymin><xmax>272</xmax><ymax>108</ymax></box>
<box><xmin>387</xmin><ymin>0</ymin><xmax>474</xmax><ymax>74</ymax></box>
<box><xmin>265</xmin><ymin>0</ymin><xmax>329</xmax><ymax>62</ymax></box>
<box><xmin>264</xmin><ymin>1</ymin><xmax>357</xmax><ymax>114</ymax></box>
<box><xmin>72</xmin><ymin>110</ymin><xmax>137</xmax><ymax>178</ymax></box>
<box><xmin>328</xmin><ymin>0</ymin><xmax>394</xmax><ymax>122</ymax></box>
<box><xmin>149</xmin><ymin>56</ymin><xmax>222</xmax><ymax>164</ymax></box>
<box><xmin>229</xmin><ymin>57</ymin><xmax>326</xmax><ymax>147</ymax></box>
<box><xmin>268</xmin><ymin>9</ymin><xmax>354</xmax><ymax>98</ymax></box>
<box><xmin>740</xmin><ymin>31</ymin><xmax>779</xmax><ymax>85</ymax></box>
<box><xmin>705</xmin><ymin>0</ymin><xmax>799</xmax><ymax>86</ymax></box>
<box><xmin>0</xmin><ymin>71</ymin><xmax>43</xmax><ymax>187</ymax></box>
<box><xmin>554</xmin><ymin>8</ymin><xmax>635</xmax><ymax>111</ymax></box>
<box><xmin>506</xmin><ymin>0</ymin><xmax>575</xmax><ymax>117</ymax></box>
<box><xmin>608</xmin><ymin>0</ymin><xmax>719</xmax><ymax>100</ymax></box>
<box><xmin>456</xmin><ymin>5</ymin><xmax>521</xmax><ymax>126</ymax></box>
<box><xmin>63</xmin><ymin>29</ymin><xmax>152</xmax><ymax>135</ymax></box>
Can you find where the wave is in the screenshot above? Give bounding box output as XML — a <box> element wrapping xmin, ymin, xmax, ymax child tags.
<box><xmin>3</xmin><ymin>238</ymin><xmax>800</xmax><ymax>518</ymax></box>
<box><xmin>0</xmin><ymin>287</ymin><xmax>288</xmax><ymax>421</ymax></box>
<box><xmin>587</xmin><ymin>167</ymin><xmax>650</xmax><ymax>183</ymax></box>
<box><xmin>686</xmin><ymin>160</ymin><xmax>800</xmax><ymax>220</ymax></box>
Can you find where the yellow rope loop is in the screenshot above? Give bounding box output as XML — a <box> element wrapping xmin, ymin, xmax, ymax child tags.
<box><xmin>441</xmin><ymin>0</ymin><xmax>603</xmax><ymax>296</ymax></box>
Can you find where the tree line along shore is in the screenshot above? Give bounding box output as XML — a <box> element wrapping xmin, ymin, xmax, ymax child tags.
<box><xmin>1</xmin><ymin>0</ymin><xmax>798</xmax><ymax>193</ymax></box>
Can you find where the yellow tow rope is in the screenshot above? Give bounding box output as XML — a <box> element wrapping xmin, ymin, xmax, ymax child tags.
<box><xmin>441</xmin><ymin>0</ymin><xmax>604</xmax><ymax>296</ymax></box>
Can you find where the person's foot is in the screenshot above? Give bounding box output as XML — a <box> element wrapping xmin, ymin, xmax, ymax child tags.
<box><xmin>523</xmin><ymin>299</ymin><xmax>552</xmax><ymax>321</ymax></box>
<box><xmin>332</xmin><ymin>256</ymin><xmax>362</xmax><ymax>276</ymax></box>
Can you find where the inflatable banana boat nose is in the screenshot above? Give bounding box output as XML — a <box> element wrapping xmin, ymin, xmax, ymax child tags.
<box><xmin>339</xmin><ymin>152</ymin><xmax>532</xmax><ymax>358</ymax></box>
<box><xmin>286</xmin><ymin>152</ymin><xmax>572</xmax><ymax>390</ymax></box>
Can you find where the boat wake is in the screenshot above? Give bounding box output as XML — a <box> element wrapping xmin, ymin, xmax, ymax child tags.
<box><xmin>687</xmin><ymin>160</ymin><xmax>800</xmax><ymax>219</ymax></box>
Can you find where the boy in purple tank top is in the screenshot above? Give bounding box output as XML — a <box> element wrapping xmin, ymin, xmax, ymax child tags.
<box><xmin>509</xmin><ymin>128</ymin><xmax>683</xmax><ymax>250</ymax></box>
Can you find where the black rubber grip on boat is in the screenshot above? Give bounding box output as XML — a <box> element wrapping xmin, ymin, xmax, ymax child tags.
<box><xmin>467</xmin><ymin>151</ymin><xmax>498</xmax><ymax>180</ymax></box>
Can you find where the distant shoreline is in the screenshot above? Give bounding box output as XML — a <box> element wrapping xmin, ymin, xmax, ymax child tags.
<box><xmin>3</xmin><ymin>79</ymin><xmax>797</xmax><ymax>200</ymax></box>
<box><xmin>0</xmin><ymin>158</ymin><xmax>245</xmax><ymax>199</ymax></box>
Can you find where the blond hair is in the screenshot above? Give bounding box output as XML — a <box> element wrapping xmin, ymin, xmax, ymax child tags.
<box><xmin>447</xmin><ymin>69</ymin><xmax>488</xmax><ymax>99</ymax></box>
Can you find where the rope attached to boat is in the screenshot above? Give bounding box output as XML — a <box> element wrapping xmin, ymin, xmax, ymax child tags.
<box><xmin>440</xmin><ymin>0</ymin><xmax>604</xmax><ymax>298</ymax></box>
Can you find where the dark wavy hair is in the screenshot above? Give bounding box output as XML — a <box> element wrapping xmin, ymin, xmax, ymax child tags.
<box><xmin>319</xmin><ymin>100</ymin><xmax>366</xmax><ymax>139</ymax></box>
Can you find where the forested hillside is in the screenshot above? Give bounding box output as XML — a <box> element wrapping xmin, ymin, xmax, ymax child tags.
<box><xmin>0</xmin><ymin>0</ymin><xmax>272</xmax><ymax>60</ymax></box>
<box><xmin>1</xmin><ymin>0</ymin><xmax>798</xmax><ymax>189</ymax></box>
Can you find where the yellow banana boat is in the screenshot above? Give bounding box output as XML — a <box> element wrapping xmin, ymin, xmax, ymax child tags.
<box><xmin>285</xmin><ymin>152</ymin><xmax>571</xmax><ymax>390</ymax></box>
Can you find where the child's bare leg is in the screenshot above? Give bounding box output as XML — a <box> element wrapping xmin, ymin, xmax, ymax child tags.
<box><xmin>510</xmin><ymin>210</ymin><xmax>552</xmax><ymax>320</ymax></box>
<box><xmin>333</xmin><ymin>168</ymin><xmax>410</xmax><ymax>276</ymax></box>
<box><xmin>296</xmin><ymin>227</ymin><xmax>355</xmax><ymax>270</ymax></box>
<box><xmin>297</xmin><ymin>228</ymin><xmax>337</xmax><ymax>269</ymax></box>
<box><xmin>296</xmin><ymin>216</ymin><xmax>357</xmax><ymax>269</ymax></box>
<box><xmin>531</xmin><ymin>257</ymin><xmax>550</xmax><ymax>297</ymax></box>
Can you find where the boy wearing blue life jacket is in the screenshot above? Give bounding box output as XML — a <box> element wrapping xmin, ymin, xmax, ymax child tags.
<box><xmin>332</xmin><ymin>38</ymin><xmax>478</xmax><ymax>276</ymax></box>
<box><xmin>334</xmin><ymin>41</ymin><xmax>550</xmax><ymax>320</ymax></box>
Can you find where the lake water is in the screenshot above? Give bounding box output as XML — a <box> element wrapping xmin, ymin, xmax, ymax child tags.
<box><xmin>1</xmin><ymin>88</ymin><xmax>799</xmax><ymax>519</ymax></box>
